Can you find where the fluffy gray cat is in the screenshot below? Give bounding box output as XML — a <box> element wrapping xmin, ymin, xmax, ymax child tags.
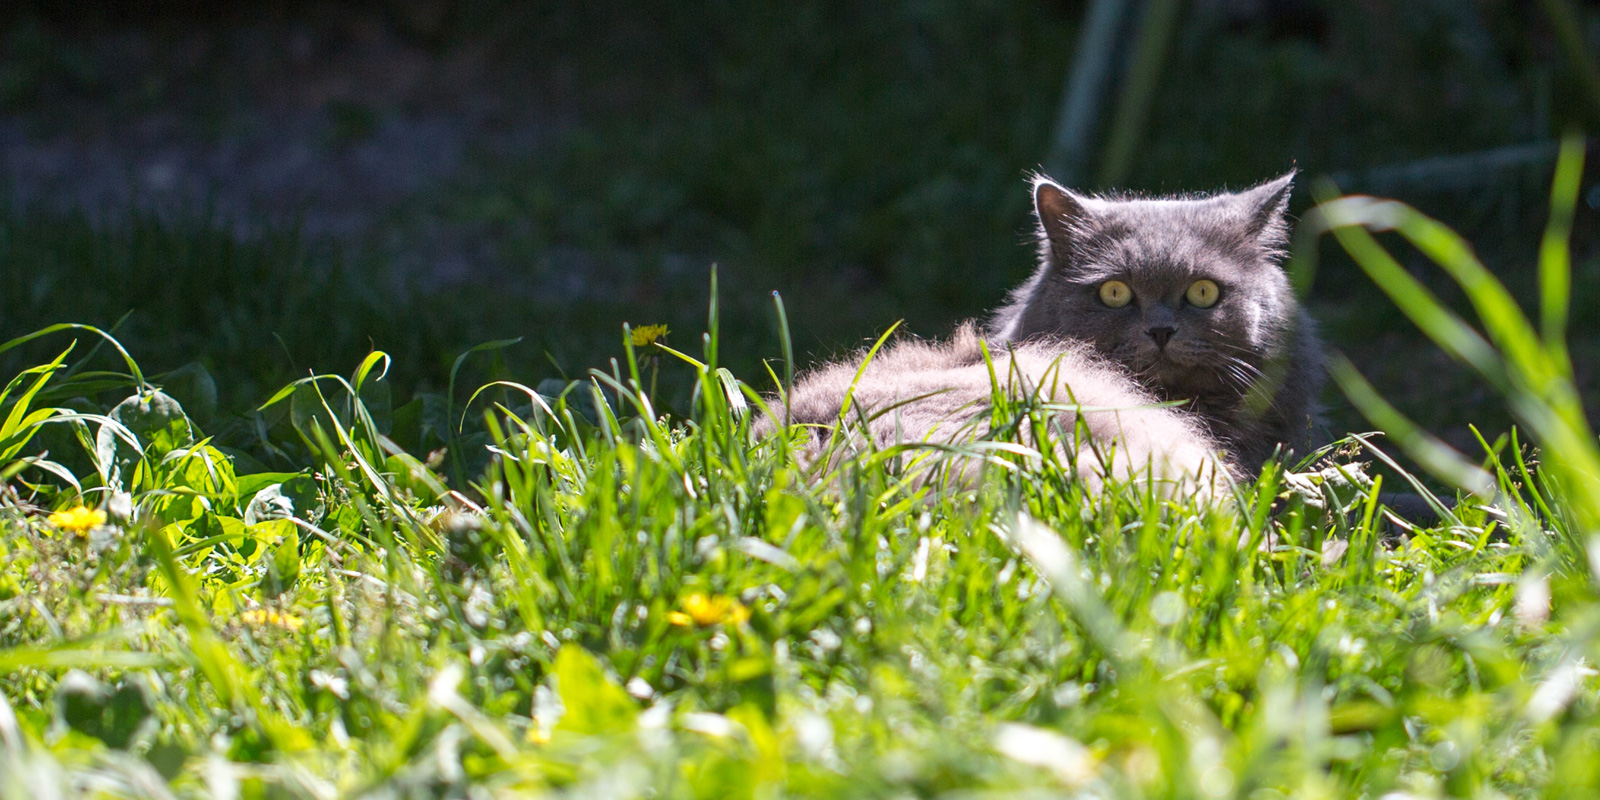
<box><xmin>777</xmin><ymin>172</ymin><xmax>1324</xmax><ymax>487</ymax></box>
<box><xmin>991</xmin><ymin>172</ymin><xmax>1324</xmax><ymax>468</ymax></box>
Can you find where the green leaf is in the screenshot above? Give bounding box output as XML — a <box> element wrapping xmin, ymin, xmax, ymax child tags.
<box><xmin>388</xmin><ymin>395</ymin><xmax>426</xmax><ymax>453</ymax></box>
<box><xmin>98</xmin><ymin>390</ymin><xmax>194</xmax><ymax>489</ymax></box>
<box><xmin>290</xmin><ymin>382</ymin><xmax>341</xmax><ymax>446</ymax></box>
<box><xmin>261</xmin><ymin>527</ymin><xmax>301</xmax><ymax>598</ymax></box>
<box><xmin>553</xmin><ymin>645</ymin><xmax>636</xmax><ymax>737</ymax></box>
<box><xmin>448</xmin><ymin>338</ymin><xmax>522</xmax><ymax>434</ymax></box>
<box><xmin>234</xmin><ymin>471</ymin><xmax>304</xmax><ymax>496</ymax></box>
<box><xmin>357</xmin><ymin>373</ymin><xmax>393</xmax><ymax>435</ymax></box>
<box><xmin>51</xmin><ymin>671</ymin><xmax>153</xmax><ymax>750</ymax></box>
<box><xmin>53</xmin><ymin>670</ymin><xmax>111</xmax><ymax>734</ymax></box>
<box><xmin>171</xmin><ymin>513</ymin><xmax>249</xmax><ymax>558</ymax></box>
<box><xmin>160</xmin><ymin>362</ymin><xmax>218</xmax><ymax>426</ymax></box>
<box><xmin>101</xmin><ymin>679</ymin><xmax>155</xmax><ymax>749</ymax></box>
<box><xmin>1539</xmin><ymin>134</ymin><xmax>1585</xmax><ymax>368</ymax></box>
<box><xmin>0</xmin><ymin>323</ymin><xmax>146</xmax><ymax>387</ymax></box>
<box><xmin>147</xmin><ymin>445</ymin><xmax>237</xmax><ymax>524</ymax></box>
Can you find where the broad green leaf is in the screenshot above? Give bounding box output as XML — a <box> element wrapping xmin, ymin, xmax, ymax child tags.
<box><xmin>161</xmin><ymin>362</ymin><xmax>218</xmax><ymax>425</ymax></box>
<box><xmin>553</xmin><ymin>645</ymin><xmax>636</xmax><ymax>737</ymax></box>
<box><xmin>261</xmin><ymin>526</ymin><xmax>301</xmax><ymax>598</ymax></box>
<box><xmin>110</xmin><ymin>389</ymin><xmax>194</xmax><ymax>458</ymax></box>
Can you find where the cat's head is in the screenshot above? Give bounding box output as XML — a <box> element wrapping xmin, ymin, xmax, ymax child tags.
<box><xmin>997</xmin><ymin>172</ymin><xmax>1301</xmax><ymax>400</ymax></box>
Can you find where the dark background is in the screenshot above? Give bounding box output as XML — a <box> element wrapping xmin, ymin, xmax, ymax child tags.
<box><xmin>1</xmin><ymin>0</ymin><xmax>1597</xmax><ymax>455</ymax></box>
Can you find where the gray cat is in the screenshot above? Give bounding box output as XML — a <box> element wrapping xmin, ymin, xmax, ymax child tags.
<box><xmin>776</xmin><ymin>172</ymin><xmax>1323</xmax><ymax>487</ymax></box>
<box><xmin>990</xmin><ymin>172</ymin><xmax>1324</xmax><ymax>469</ymax></box>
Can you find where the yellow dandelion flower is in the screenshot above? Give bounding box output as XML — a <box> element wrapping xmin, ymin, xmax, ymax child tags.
<box><xmin>669</xmin><ymin>593</ymin><xmax>749</xmax><ymax>628</ymax></box>
<box><xmin>630</xmin><ymin>324</ymin><xmax>669</xmax><ymax>348</ymax></box>
<box><xmin>240</xmin><ymin>609</ymin><xmax>305</xmax><ymax>632</ymax></box>
<box><xmin>48</xmin><ymin>505</ymin><xmax>107</xmax><ymax>534</ymax></box>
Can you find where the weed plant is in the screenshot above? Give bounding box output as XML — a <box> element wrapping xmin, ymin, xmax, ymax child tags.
<box><xmin>1</xmin><ymin>143</ymin><xmax>1599</xmax><ymax>797</ymax></box>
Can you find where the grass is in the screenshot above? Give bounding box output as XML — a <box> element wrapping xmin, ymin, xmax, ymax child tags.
<box><xmin>3</xmin><ymin>2</ymin><xmax>1590</xmax><ymax>443</ymax></box>
<box><xmin>0</xmin><ymin>205</ymin><xmax>737</xmax><ymax>429</ymax></box>
<box><xmin>1</xmin><ymin>142</ymin><xmax>1598</xmax><ymax>797</ymax></box>
<box><xmin>1</xmin><ymin>4</ymin><xmax>1598</xmax><ymax>794</ymax></box>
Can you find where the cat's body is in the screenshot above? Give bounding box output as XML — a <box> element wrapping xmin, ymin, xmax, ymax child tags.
<box><xmin>781</xmin><ymin>323</ymin><xmax>1227</xmax><ymax>492</ymax></box>
<box><xmin>776</xmin><ymin>172</ymin><xmax>1324</xmax><ymax>486</ymax></box>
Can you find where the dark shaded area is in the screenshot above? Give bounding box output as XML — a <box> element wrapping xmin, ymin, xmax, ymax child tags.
<box><xmin>1</xmin><ymin>0</ymin><xmax>1598</xmax><ymax>456</ymax></box>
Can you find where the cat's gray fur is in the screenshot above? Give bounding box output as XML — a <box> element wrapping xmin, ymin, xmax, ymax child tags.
<box><xmin>990</xmin><ymin>172</ymin><xmax>1323</xmax><ymax>468</ymax></box>
<box><xmin>780</xmin><ymin>323</ymin><xmax>1227</xmax><ymax>492</ymax></box>
<box><xmin>776</xmin><ymin>172</ymin><xmax>1323</xmax><ymax>484</ymax></box>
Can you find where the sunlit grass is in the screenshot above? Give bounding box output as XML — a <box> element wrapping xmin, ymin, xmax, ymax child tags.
<box><xmin>1</xmin><ymin>143</ymin><xmax>1598</xmax><ymax>797</ymax></box>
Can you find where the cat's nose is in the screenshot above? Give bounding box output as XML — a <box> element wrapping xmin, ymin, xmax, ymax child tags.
<box><xmin>1146</xmin><ymin>326</ymin><xmax>1177</xmax><ymax>348</ymax></box>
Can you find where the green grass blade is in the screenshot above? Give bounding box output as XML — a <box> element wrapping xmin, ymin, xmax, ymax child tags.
<box><xmin>1330</xmin><ymin>353</ymin><xmax>1490</xmax><ymax>507</ymax></box>
<box><xmin>773</xmin><ymin>290</ymin><xmax>795</xmax><ymax>425</ymax></box>
<box><xmin>1307</xmin><ymin>192</ymin><xmax>1507</xmax><ymax>388</ymax></box>
<box><xmin>1539</xmin><ymin>133</ymin><xmax>1585</xmax><ymax>373</ymax></box>
<box><xmin>447</xmin><ymin>338</ymin><xmax>523</xmax><ymax>434</ymax></box>
<box><xmin>0</xmin><ymin>323</ymin><xmax>146</xmax><ymax>389</ymax></box>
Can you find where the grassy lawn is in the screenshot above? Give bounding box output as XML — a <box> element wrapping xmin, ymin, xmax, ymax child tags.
<box><xmin>3</xmin><ymin>140</ymin><xmax>1600</xmax><ymax>796</ymax></box>
<box><xmin>4</xmin><ymin>3</ymin><xmax>1600</xmax><ymax>795</ymax></box>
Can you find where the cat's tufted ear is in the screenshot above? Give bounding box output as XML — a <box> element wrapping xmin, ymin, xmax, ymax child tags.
<box><xmin>1238</xmin><ymin>170</ymin><xmax>1296</xmax><ymax>249</ymax></box>
<box><xmin>1033</xmin><ymin>177</ymin><xmax>1092</xmax><ymax>270</ymax></box>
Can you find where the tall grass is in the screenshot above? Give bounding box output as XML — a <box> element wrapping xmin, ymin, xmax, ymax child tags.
<box><xmin>1300</xmin><ymin>134</ymin><xmax>1598</xmax><ymax>551</ymax></box>
<box><xmin>1</xmin><ymin>144</ymin><xmax>1598</xmax><ymax>796</ymax></box>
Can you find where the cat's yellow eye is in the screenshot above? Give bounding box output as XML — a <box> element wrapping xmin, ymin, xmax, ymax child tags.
<box><xmin>1098</xmin><ymin>280</ymin><xmax>1133</xmax><ymax>308</ymax></box>
<box><xmin>1185</xmin><ymin>279</ymin><xmax>1220</xmax><ymax>308</ymax></box>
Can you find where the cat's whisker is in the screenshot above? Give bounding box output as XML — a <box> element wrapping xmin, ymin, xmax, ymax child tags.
<box><xmin>1227</xmin><ymin>358</ymin><xmax>1266</xmax><ymax>382</ymax></box>
<box><xmin>1212</xmin><ymin>355</ymin><xmax>1270</xmax><ymax>395</ymax></box>
<box><xmin>1206</xmin><ymin>337</ymin><xmax>1267</xmax><ymax>360</ymax></box>
<box><xmin>1207</xmin><ymin>349</ymin><xmax>1264</xmax><ymax>378</ymax></box>
<box><xmin>1216</xmin><ymin>363</ymin><xmax>1249</xmax><ymax>390</ymax></box>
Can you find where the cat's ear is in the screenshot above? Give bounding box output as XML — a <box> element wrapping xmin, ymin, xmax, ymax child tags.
<box><xmin>1033</xmin><ymin>176</ymin><xmax>1091</xmax><ymax>269</ymax></box>
<box><xmin>1239</xmin><ymin>170</ymin><xmax>1296</xmax><ymax>249</ymax></box>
